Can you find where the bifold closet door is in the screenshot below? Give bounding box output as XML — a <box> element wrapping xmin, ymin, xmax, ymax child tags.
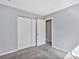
<box><xmin>37</xmin><ymin>19</ymin><xmax>46</xmax><ymax>46</ymax></box>
<box><xmin>31</xmin><ymin>20</ymin><xmax>36</xmax><ymax>46</ymax></box>
<box><xmin>17</xmin><ymin>17</ymin><xmax>32</xmax><ymax>50</ymax></box>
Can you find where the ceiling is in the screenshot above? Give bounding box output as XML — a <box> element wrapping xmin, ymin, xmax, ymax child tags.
<box><xmin>15</xmin><ymin>0</ymin><xmax>79</xmax><ymax>16</ymax></box>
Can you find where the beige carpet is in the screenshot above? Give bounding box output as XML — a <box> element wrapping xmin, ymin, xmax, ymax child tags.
<box><xmin>17</xmin><ymin>45</ymin><xmax>67</xmax><ymax>59</ymax></box>
<box><xmin>0</xmin><ymin>45</ymin><xmax>67</xmax><ymax>59</ymax></box>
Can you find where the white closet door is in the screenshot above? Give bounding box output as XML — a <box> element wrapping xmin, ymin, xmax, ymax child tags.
<box><xmin>17</xmin><ymin>17</ymin><xmax>32</xmax><ymax>50</ymax></box>
<box><xmin>37</xmin><ymin>19</ymin><xmax>46</xmax><ymax>46</ymax></box>
<box><xmin>31</xmin><ymin>20</ymin><xmax>36</xmax><ymax>46</ymax></box>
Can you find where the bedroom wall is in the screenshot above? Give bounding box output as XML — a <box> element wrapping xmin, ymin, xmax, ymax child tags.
<box><xmin>0</xmin><ymin>4</ymin><xmax>17</xmax><ymax>53</ymax></box>
<box><xmin>45</xmin><ymin>3</ymin><xmax>79</xmax><ymax>52</ymax></box>
<box><xmin>0</xmin><ymin>4</ymin><xmax>43</xmax><ymax>54</ymax></box>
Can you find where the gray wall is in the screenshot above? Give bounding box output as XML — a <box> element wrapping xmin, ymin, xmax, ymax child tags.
<box><xmin>0</xmin><ymin>4</ymin><xmax>43</xmax><ymax>54</ymax></box>
<box><xmin>0</xmin><ymin>4</ymin><xmax>17</xmax><ymax>53</ymax></box>
<box><xmin>45</xmin><ymin>3</ymin><xmax>79</xmax><ymax>52</ymax></box>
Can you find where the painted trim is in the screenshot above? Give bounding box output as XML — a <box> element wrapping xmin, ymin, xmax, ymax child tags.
<box><xmin>46</xmin><ymin>19</ymin><xmax>52</xmax><ymax>46</ymax></box>
<box><xmin>51</xmin><ymin>18</ymin><xmax>54</xmax><ymax>47</ymax></box>
<box><xmin>45</xmin><ymin>17</ymin><xmax>54</xmax><ymax>47</ymax></box>
<box><xmin>0</xmin><ymin>47</ymin><xmax>30</xmax><ymax>56</ymax></box>
<box><xmin>53</xmin><ymin>46</ymin><xmax>69</xmax><ymax>54</ymax></box>
<box><xmin>0</xmin><ymin>50</ymin><xmax>17</xmax><ymax>56</ymax></box>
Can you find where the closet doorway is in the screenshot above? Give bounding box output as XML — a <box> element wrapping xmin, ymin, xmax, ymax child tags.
<box><xmin>17</xmin><ymin>16</ymin><xmax>36</xmax><ymax>50</ymax></box>
<box><xmin>46</xmin><ymin>19</ymin><xmax>52</xmax><ymax>46</ymax></box>
<box><xmin>17</xmin><ymin>16</ymin><xmax>46</xmax><ymax>50</ymax></box>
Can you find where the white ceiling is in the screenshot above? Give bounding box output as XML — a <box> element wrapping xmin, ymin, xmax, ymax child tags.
<box><xmin>0</xmin><ymin>0</ymin><xmax>79</xmax><ymax>16</ymax></box>
<box><xmin>14</xmin><ymin>0</ymin><xmax>79</xmax><ymax>16</ymax></box>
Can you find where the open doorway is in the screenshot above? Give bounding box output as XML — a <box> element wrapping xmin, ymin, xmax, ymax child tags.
<box><xmin>46</xmin><ymin>19</ymin><xmax>52</xmax><ymax>46</ymax></box>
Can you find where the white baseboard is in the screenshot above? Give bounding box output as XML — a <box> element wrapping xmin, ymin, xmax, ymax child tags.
<box><xmin>53</xmin><ymin>46</ymin><xmax>69</xmax><ymax>54</ymax></box>
<box><xmin>0</xmin><ymin>50</ymin><xmax>17</xmax><ymax>56</ymax></box>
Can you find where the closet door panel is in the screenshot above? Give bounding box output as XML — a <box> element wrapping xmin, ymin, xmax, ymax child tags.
<box><xmin>17</xmin><ymin>17</ymin><xmax>32</xmax><ymax>50</ymax></box>
<box><xmin>31</xmin><ymin>20</ymin><xmax>36</xmax><ymax>46</ymax></box>
<box><xmin>37</xmin><ymin>19</ymin><xmax>46</xmax><ymax>46</ymax></box>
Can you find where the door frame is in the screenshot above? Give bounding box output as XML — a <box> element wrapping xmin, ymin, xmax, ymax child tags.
<box><xmin>46</xmin><ymin>19</ymin><xmax>52</xmax><ymax>46</ymax></box>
